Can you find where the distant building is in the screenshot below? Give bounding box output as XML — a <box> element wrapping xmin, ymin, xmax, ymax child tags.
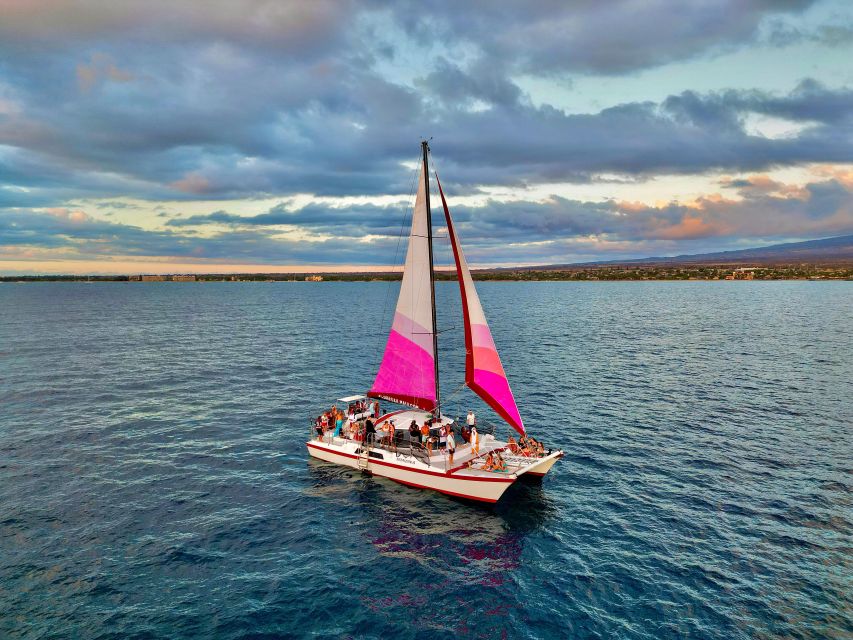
<box><xmin>305</xmin><ymin>275</ymin><xmax>324</xmax><ymax>282</ymax></box>
<box><xmin>140</xmin><ymin>275</ymin><xmax>166</xmax><ymax>281</ymax></box>
<box><xmin>172</xmin><ymin>275</ymin><xmax>197</xmax><ymax>282</ymax></box>
<box><xmin>128</xmin><ymin>275</ymin><xmax>141</xmax><ymax>281</ymax></box>
<box><xmin>725</xmin><ymin>269</ymin><xmax>755</xmax><ymax>280</ymax></box>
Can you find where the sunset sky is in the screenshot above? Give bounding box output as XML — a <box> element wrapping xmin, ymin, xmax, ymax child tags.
<box><xmin>1</xmin><ymin>0</ymin><xmax>852</xmax><ymax>274</ymax></box>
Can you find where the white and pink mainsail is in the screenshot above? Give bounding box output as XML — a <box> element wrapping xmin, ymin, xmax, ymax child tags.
<box><xmin>368</xmin><ymin>160</ymin><xmax>437</xmax><ymax>411</ymax></box>
<box><xmin>437</xmin><ymin>176</ymin><xmax>526</xmax><ymax>435</ymax></box>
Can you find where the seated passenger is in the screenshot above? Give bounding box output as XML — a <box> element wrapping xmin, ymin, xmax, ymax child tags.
<box><xmin>482</xmin><ymin>452</ymin><xmax>495</xmax><ymax>471</ymax></box>
<box><xmin>507</xmin><ymin>435</ymin><xmax>519</xmax><ymax>453</ymax></box>
<box><xmin>494</xmin><ymin>453</ymin><xmax>507</xmax><ymax>472</ymax></box>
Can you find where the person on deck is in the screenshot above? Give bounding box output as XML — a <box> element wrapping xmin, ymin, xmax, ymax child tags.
<box><xmin>507</xmin><ymin>435</ymin><xmax>519</xmax><ymax>453</ymax></box>
<box><xmin>364</xmin><ymin>418</ymin><xmax>375</xmax><ymax>444</ymax></box>
<box><xmin>381</xmin><ymin>420</ymin><xmax>393</xmax><ymax>449</ymax></box>
<box><xmin>333</xmin><ymin>411</ymin><xmax>344</xmax><ymax>437</ymax></box>
<box><xmin>482</xmin><ymin>452</ymin><xmax>495</xmax><ymax>471</ymax></box>
<box><xmin>460</xmin><ymin>424</ymin><xmax>470</xmax><ymax>443</ymax></box>
<box><xmin>470</xmin><ymin>425</ymin><xmax>479</xmax><ymax>456</ymax></box>
<box><xmin>409</xmin><ymin>420</ymin><xmax>419</xmax><ymax>442</ymax></box>
<box><xmin>421</xmin><ymin>423</ymin><xmax>432</xmax><ymax>455</ymax></box>
<box><xmin>494</xmin><ymin>452</ymin><xmax>507</xmax><ymax>472</ymax></box>
<box><xmin>439</xmin><ymin>424</ymin><xmax>447</xmax><ymax>451</ymax></box>
<box><xmin>446</xmin><ymin>429</ymin><xmax>456</xmax><ymax>466</ymax></box>
<box><xmin>466</xmin><ymin>410</ymin><xmax>476</xmax><ymax>431</ymax></box>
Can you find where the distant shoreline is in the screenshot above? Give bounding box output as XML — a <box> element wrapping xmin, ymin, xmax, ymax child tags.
<box><xmin>3</xmin><ymin>264</ymin><xmax>852</xmax><ymax>282</ymax></box>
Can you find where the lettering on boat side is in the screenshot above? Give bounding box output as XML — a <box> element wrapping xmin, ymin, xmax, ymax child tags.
<box><xmin>395</xmin><ymin>453</ymin><xmax>416</xmax><ymax>463</ymax></box>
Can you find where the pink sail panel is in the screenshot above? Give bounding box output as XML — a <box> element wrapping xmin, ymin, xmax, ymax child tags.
<box><xmin>436</xmin><ymin>176</ymin><xmax>525</xmax><ymax>434</ymax></box>
<box><xmin>368</xmin><ymin>159</ymin><xmax>437</xmax><ymax>411</ymax></box>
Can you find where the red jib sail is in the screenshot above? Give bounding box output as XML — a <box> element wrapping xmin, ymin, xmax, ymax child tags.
<box><xmin>367</xmin><ymin>159</ymin><xmax>437</xmax><ymax>411</ymax></box>
<box><xmin>437</xmin><ymin>175</ymin><xmax>526</xmax><ymax>435</ymax></box>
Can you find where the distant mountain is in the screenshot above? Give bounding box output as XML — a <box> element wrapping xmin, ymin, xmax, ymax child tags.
<box><xmin>544</xmin><ymin>235</ymin><xmax>853</xmax><ymax>268</ymax></box>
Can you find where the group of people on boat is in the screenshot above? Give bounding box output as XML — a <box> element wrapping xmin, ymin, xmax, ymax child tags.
<box><xmin>480</xmin><ymin>451</ymin><xmax>508</xmax><ymax>472</ymax></box>
<box><xmin>313</xmin><ymin>404</ymin><xmax>548</xmax><ymax>472</ymax></box>
<box><xmin>406</xmin><ymin>418</ymin><xmax>455</xmax><ymax>457</ymax></box>
<box><xmin>314</xmin><ymin>401</ymin><xmax>384</xmax><ymax>440</ymax></box>
<box><xmin>506</xmin><ymin>434</ymin><xmax>546</xmax><ymax>457</ymax></box>
<box><xmin>345</xmin><ymin>398</ymin><xmax>379</xmax><ymax>418</ymax></box>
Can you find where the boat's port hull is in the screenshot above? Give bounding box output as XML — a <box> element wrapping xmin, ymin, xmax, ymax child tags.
<box><xmin>306</xmin><ymin>441</ymin><xmax>516</xmax><ymax>503</ymax></box>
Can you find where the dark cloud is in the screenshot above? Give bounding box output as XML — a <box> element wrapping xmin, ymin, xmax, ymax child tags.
<box><xmin>0</xmin><ymin>1</ymin><xmax>850</xmax><ymax>206</ymax></box>
<box><xmin>388</xmin><ymin>0</ymin><xmax>817</xmax><ymax>75</ymax></box>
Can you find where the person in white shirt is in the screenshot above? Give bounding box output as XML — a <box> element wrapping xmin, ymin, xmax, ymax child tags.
<box><xmin>467</xmin><ymin>410</ymin><xmax>476</xmax><ymax>429</ymax></box>
<box><xmin>446</xmin><ymin>429</ymin><xmax>456</xmax><ymax>465</ymax></box>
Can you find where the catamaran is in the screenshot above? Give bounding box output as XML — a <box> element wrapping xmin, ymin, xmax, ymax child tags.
<box><xmin>306</xmin><ymin>141</ymin><xmax>562</xmax><ymax>503</ymax></box>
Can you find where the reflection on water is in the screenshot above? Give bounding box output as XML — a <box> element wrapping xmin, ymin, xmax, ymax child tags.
<box><xmin>305</xmin><ymin>457</ymin><xmax>555</xmax><ymax>633</ymax></box>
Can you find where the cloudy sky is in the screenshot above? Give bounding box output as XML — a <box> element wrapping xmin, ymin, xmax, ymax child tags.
<box><xmin>1</xmin><ymin>0</ymin><xmax>852</xmax><ymax>274</ymax></box>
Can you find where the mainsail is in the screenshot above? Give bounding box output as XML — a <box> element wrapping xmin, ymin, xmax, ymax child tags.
<box><xmin>437</xmin><ymin>176</ymin><xmax>526</xmax><ymax>435</ymax></box>
<box><xmin>368</xmin><ymin>159</ymin><xmax>437</xmax><ymax>411</ymax></box>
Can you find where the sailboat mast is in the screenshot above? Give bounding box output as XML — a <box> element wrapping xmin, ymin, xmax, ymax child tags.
<box><xmin>422</xmin><ymin>140</ymin><xmax>441</xmax><ymax>415</ymax></box>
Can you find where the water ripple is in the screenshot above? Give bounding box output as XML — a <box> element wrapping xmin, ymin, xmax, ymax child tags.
<box><xmin>1</xmin><ymin>281</ymin><xmax>851</xmax><ymax>639</ymax></box>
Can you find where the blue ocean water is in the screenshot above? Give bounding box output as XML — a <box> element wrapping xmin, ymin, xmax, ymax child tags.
<box><xmin>0</xmin><ymin>281</ymin><xmax>851</xmax><ymax>639</ymax></box>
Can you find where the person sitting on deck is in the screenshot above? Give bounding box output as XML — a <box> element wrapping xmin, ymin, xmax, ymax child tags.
<box><xmin>482</xmin><ymin>452</ymin><xmax>495</xmax><ymax>471</ymax></box>
<box><xmin>494</xmin><ymin>452</ymin><xmax>507</xmax><ymax>472</ymax></box>
<box><xmin>460</xmin><ymin>424</ymin><xmax>470</xmax><ymax>443</ymax></box>
<box><xmin>507</xmin><ymin>435</ymin><xmax>519</xmax><ymax>453</ymax></box>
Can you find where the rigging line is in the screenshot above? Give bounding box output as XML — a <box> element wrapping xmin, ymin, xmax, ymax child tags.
<box><xmin>370</xmin><ymin>154</ymin><xmax>422</xmax><ymax>375</ymax></box>
<box><xmin>439</xmin><ymin>381</ymin><xmax>467</xmax><ymax>408</ymax></box>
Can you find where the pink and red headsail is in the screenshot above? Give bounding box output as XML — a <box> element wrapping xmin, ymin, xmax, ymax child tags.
<box><xmin>368</xmin><ymin>160</ymin><xmax>437</xmax><ymax>411</ymax></box>
<box><xmin>437</xmin><ymin>176</ymin><xmax>526</xmax><ymax>435</ymax></box>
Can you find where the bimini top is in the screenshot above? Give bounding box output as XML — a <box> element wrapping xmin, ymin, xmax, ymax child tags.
<box><xmin>337</xmin><ymin>394</ymin><xmax>367</xmax><ymax>403</ymax></box>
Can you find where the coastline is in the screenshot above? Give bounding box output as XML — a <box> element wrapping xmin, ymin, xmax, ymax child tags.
<box><xmin>2</xmin><ymin>264</ymin><xmax>852</xmax><ymax>283</ymax></box>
